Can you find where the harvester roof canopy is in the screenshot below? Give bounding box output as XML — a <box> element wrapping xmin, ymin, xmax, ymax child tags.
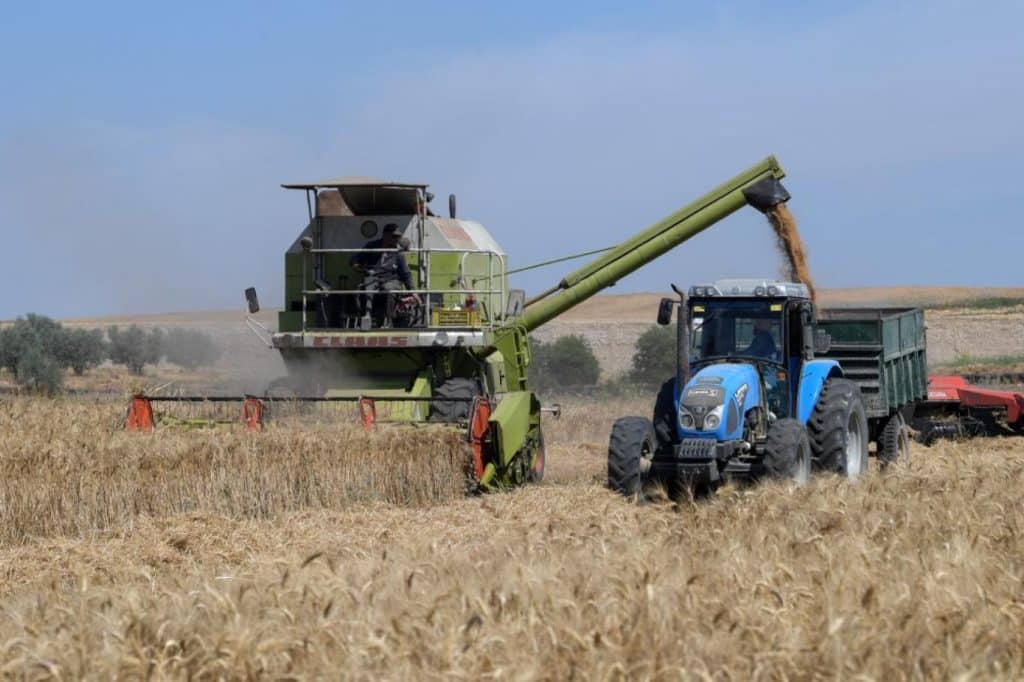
<box><xmin>281</xmin><ymin>176</ymin><xmax>427</xmax><ymax>190</ymax></box>
<box><xmin>283</xmin><ymin>177</ymin><xmax>428</xmax><ymax>216</ymax></box>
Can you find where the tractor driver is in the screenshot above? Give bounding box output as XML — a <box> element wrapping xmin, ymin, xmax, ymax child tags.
<box><xmin>745</xmin><ymin>318</ymin><xmax>777</xmax><ymax>359</ymax></box>
<box><xmin>351</xmin><ymin>224</ymin><xmax>421</xmax><ymax>327</ymax></box>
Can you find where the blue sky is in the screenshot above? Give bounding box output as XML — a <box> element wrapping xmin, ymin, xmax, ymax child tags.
<box><xmin>1</xmin><ymin>1</ymin><xmax>1022</xmax><ymax>319</ymax></box>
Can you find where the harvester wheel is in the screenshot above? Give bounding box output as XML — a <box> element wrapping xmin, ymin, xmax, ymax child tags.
<box><xmin>527</xmin><ymin>428</ymin><xmax>546</xmax><ymax>483</ymax></box>
<box><xmin>608</xmin><ymin>417</ymin><xmax>655</xmax><ymax>498</ymax></box>
<box><xmin>878</xmin><ymin>412</ymin><xmax>910</xmax><ymax>468</ymax></box>
<box><xmin>653</xmin><ymin>377</ymin><xmax>677</xmax><ymax>453</ymax></box>
<box><xmin>429</xmin><ymin>378</ymin><xmax>482</xmax><ymax>422</ymax></box>
<box><xmin>808</xmin><ymin>378</ymin><xmax>869</xmax><ymax>480</ymax></box>
<box><xmin>763</xmin><ymin>418</ymin><xmax>811</xmax><ymax>484</ymax></box>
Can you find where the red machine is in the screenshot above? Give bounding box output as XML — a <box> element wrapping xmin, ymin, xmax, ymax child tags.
<box><xmin>915</xmin><ymin>375</ymin><xmax>1024</xmax><ymax>444</ymax></box>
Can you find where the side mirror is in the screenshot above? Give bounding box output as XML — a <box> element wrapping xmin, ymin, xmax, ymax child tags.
<box><xmin>814</xmin><ymin>329</ymin><xmax>832</xmax><ymax>354</ymax></box>
<box><xmin>657</xmin><ymin>298</ymin><xmax>674</xmax><ymax>326</ymax></box>
<box><xmin>449</xmin><ymin>193</ymin><xmax>457</xmax><ymax>219</ymax></box>
<box><xmin>506</xmin><ymin>289</ymin><xmax>526</xmax><ymax>318</ymax></box>
<box><xmin>245</xmin><ymin>287</ymin><xmax>260</xmax><ymax>314</ymax></box>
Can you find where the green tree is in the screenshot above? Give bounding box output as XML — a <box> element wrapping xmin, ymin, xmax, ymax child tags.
<box><xmin>0</xmin><ymin>315</ymin><xmax>71</xmax><ymax>393</ymax></box>
<box><xmin>62</xmin><ymin>328</ymin><xmax>109</xmax><ymax>375</ymax></box>
<box><xmin>108</xmin><ymin>325</ymin><xmax>164</xmax><ymax>375</ymax></box>
<box><xmin>15</xmin><ymin>347</ymin><xmax>64</xmax><ymax>395</ymax></box>
<box><xmin>529</xmin><ymin>334</ymin><xmax>601</xmax><ymax>394</ymax></box>
<box><xmin>162</xmin><ymin>328</ymin><xmax>223</xmax><ymax>370</ymax></box>
<box><xmin>628</xmin><ymin>325</ymin><xmax>677</xmax><ymax>389</ymax></box>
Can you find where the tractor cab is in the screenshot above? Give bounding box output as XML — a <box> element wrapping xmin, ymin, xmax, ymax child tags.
<box><xmin>684</xmin><ymin>279</ymin><xmax>817</xmax><ymax>419</ymax></box>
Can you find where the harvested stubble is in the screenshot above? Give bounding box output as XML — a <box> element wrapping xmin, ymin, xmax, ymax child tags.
<box><xmin>1</xmin><ymin>397</ymin><xmax>1023</xmax><ymax>679</ymax></box>
<box><xmin>0</xmin><ymin>398</ymin><xmax>466</xmax><ymax>547</ymax></box>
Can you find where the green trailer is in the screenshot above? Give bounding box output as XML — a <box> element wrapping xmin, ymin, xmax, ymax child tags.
<box><xmin>816</xmin><ymin>307</ymin><xmax>928</xmax><ymax>463</ymax></box>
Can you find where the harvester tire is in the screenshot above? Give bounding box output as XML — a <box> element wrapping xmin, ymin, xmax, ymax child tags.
<box><xmin>808</xmin><ymin>378</ymin><xmax>869</xmax><ymax>480</ymax></box>
<box><xmin>527</xmin><ymin>428</ymin><xmax>546</xmax><ymax>483</ymax></box>
<box><xmin>608</xmin><ymin>416</ymin><xmax>655</xmax><ymax>498</ymax></box>
<box><xmin>763</xmin><ymin>418</ymin><xmax>811</xmax><ymax>484</ymax></box>
<box><xmin>429</xmin><ymin>378</ymin><xmax>482</xmax><ymax>422</ymax></box>
<box><xmin>653</xmin><ymin>377</ymin><xmax>677</xmax><ymax>452</ymax></box>
<box><xmin>878</xmin><ymin>412</ymin><xmax>910</xmax><ymax>468</ymax></box>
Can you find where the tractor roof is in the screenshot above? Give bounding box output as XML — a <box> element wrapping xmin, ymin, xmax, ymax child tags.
<box><xmin>281</xmin><ymin>176</ymin><xmax>427</xmax><ymax>190</ymax></box>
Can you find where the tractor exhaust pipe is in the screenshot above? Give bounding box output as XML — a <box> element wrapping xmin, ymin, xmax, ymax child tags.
<box><xmin>671</xmin><ymin>284</ymin><xmax>689</xmax><ymax>389</ymax></box>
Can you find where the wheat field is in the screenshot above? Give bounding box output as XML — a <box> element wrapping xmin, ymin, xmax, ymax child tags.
<box><xmin>1</xmin><ymin>397</ymin><xmax>1022</xmax><ymax>679</ymax></box>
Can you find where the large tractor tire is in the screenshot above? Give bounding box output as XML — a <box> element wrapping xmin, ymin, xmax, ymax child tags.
<box><xmin>608</xmin><ymin>416</ymin><xmax>655</xmax><ymax>498</ymax></box>
<box><xmin>762</xmin><ymin>418</ymin><xmax>812</xmax><ymax>484</ymax></box>
<box><xmin>652</xmin><ymin>377</ymin><xmax>677</xmax><ymax>452</ymax></box>
<box><xmin>878</xmin><ymin>412</ymin><xmax>911</xmax><ymax>468</ymax></box>
<box><xmin>808</xmin><ymin>378</ymin><xmax>869</xmax><ymax>480</ymax></box>
<box><xmin>428</xmin><ymin>378</ymin><xmax>482</xmax><ymax>422</ymax></box>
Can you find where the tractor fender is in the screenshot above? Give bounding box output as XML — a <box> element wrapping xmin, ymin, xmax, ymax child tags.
<box><xmin>796</xmin><ymin>360</ymin><xmax>843</xmax><ymax>423</ymax></box>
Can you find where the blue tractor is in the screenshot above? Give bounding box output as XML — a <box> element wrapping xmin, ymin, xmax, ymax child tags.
<box><xmin>608</xmin><ymin>279</ymin><xmax>869</xmax><ymax>495</ymax></box>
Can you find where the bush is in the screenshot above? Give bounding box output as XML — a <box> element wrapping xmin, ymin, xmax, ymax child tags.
<box><xmin>108</xmin><ymin>325</ymin><xmax>163</xmax><ymax>375</ymax></box>
<box><xmin>162</xmin><ymin>328</ymin><xmax>223</xmax><ymax>370</ymax></box>
<box><xmin>529</xmin><ymin>335</ymin><xmax>601</xmax><ymax>394</ymax></box>
<box><xmin>628</xmin><ymin>325</ymin><xmax>677</xmax><ymax>389</ymax></box>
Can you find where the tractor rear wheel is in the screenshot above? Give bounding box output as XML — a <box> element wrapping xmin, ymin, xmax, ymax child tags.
<box><xmin>608</xmin><ymin>416</ymin><xmax>655</xmax><ymax>498</ymax></box>
<box><xmin>808</xmin><ymin>378</ymin><xmax>869</xmax><ymax>480</ymax></box>
<box><xmin>763</xmin><ymin>418</ymin><xmax>812</xmax><ymax>484</ymax></box>
<box><xmin>878</xmin><ymin>412</ymin><xmax>910</xmax><ymax>468</ymax></box>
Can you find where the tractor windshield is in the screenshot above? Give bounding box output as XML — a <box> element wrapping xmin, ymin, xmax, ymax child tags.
<box><xmin>689</xmin><ymin>299</ymin><xmax>784</xmax><ymax>365</ymax></box>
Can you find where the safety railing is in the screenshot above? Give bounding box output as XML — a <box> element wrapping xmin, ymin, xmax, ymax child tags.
<box><xmin>297</xmin><ymin>247</ymin><xmax>506</xmax><ymax>333</ymax></box>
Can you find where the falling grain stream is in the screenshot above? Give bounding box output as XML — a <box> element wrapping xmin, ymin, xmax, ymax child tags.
<box><xmin>766</xmin><ymin>203</ymin><xmax>817</xmax><ymax>301</ymax></box>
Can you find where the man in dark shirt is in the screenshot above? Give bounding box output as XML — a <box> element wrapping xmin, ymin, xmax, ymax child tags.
<box><xmin>745</xmin><ymin>318</ymin><xmax>777</xmax><ymax>359</ymax></box>
<box><xmin>352</xmin><ymin>224</ymin><xmax>419</xmax><ymax>327</ymax></box>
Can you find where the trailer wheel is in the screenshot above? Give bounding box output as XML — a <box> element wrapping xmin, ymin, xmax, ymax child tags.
<box><xmin>763</xmin><ymin>418</ymin><xmax>811</xmax><ymax>484</ymax></box>
<box><xmin>878</xmin><ymin>413</ymin><xmax>910</xmax><ymax>468</ymax></box>
<box><xmin>808</xmin><ymin>378</ymin><xmax>869</xmax><ymax>480</ymax></box>
<box><xmin>608</xmin><ymin>417</ymin><xmax>655</xmax><ymax>498</ymax></box>
<box><xmin>653</xmin><ymin>377</ymin><xmax>677</xmax><ymax>452</ymax></box>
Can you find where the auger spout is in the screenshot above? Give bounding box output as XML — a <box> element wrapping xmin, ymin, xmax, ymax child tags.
<box><xmin>516</xmin><ymin>156</ymin><xmax>789</xmax><ymax>333</ymax></box>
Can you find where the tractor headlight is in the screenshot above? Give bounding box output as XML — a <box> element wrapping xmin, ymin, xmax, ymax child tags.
<box><xmin>679</xmin><ymin>410</ymin><xmax>695</xmax><ymax>430</ymax></box>
<box><xmin>702</xmin><ymin>406</ymin><xmax>724</xmax><ymax>431</ymax></box>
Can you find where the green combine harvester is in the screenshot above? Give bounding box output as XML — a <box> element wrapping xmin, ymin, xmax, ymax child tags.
<box><xmin>131</xmin><ymin>158</ymin><xmax>795</xmax><ymax>490</ymax></box>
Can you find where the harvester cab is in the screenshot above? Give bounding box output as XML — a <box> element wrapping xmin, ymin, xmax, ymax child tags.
<box><xmin>609</xmin><ymin>279</ymin><xmax>870</xmax><ymax>496</ymax></box>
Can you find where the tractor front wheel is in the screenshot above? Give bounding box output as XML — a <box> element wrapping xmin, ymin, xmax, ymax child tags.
<box><xmin>763</xmin><ymin>418</ymin><xmax>812</xmax><ymax>484</ymax></box>
<box><xmin>608</xmin><ymin>417</ymin><xmax>655</xmax><ymax>498</ymax></box>
<box><xmin>808</xmin><ymin>378</ymin><xmax>869</xmax><ymax>480</ymax></box>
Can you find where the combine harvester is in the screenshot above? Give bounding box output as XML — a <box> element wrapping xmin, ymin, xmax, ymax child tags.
<box><xmin>128</xmin><ymin>157</ymin><xmax>796</xmax><ymax>489</ymax></box>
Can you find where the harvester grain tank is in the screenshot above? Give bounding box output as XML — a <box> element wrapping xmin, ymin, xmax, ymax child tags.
<box><xmin>134</xmin><ymin>158</ymin><xmax>796</xmax><ymax>491</ymax></box>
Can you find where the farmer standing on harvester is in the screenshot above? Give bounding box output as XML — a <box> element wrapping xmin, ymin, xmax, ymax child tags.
<box><xmin>352</xmin><ymin>223</ymin><xmax>420</xmax><ymax>327</ymax></box>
